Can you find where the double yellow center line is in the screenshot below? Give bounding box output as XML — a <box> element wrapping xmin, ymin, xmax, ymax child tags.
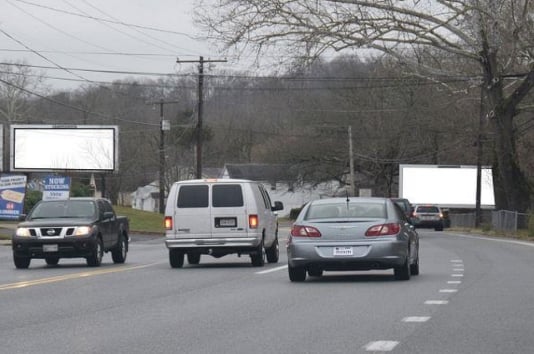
<box><xmin>0</xmin><ymin>263</ymin><xmax>157</xmax><ymax>291</ymax></box>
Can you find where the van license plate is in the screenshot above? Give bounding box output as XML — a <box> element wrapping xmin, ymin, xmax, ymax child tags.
<box><xmin>43</xmin><ymin>244</ymin><xmax>58</xmax><ymax>252</ymax></box>
<box><xmin>333</xmin><ymin>247</ymin><xmax>353</xmax><ymax>256</ymax></box>
<box><xmin>216</xmin><ymin>217</ymin><xmax>237</xmax><ymax>228</ymax></box>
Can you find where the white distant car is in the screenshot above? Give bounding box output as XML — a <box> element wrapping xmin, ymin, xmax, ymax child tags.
<box><xmin>164</xmin><ymin>179</ymin><xmax>283</xmax><ymax>268</ymax></box>
<box><xmin>412</xmin><ymin>205</ymin><xmax>445</xmax><ymax>231</ymax></box>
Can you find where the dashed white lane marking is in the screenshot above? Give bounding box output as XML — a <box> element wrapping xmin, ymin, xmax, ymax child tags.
<box><xmin>364</xmin><ymin>341</ymin><xmax>399</xmax><ymax>351</ymax></box>
<box><xmin>453</xmin><ymin>268</ymin><xmax>464</xmax><ymax>272</ymax></box>
<box><xmin>451</xmin><ymin>274</ymin><xmax>464</xmax><ymax>277</ymax></box>
<box><xmin>402</xmin><ymin>316</ymin><xmax>431</xmax><ymax>323</ymax></box>
<box><xmin>448</xmin><ymin>280</ymin><xmax>462</xmax><ymax>284</ymax></box>
<box><xmin>425</xmin><ymin>300</ymin><xmax>449</xmax><ymax>305</ymax></box>
<box><xmin>255</xmin><ymin>265</ymin><xmax>288</xmax><ymax>274</ymax></box>
<box><xmin>451</xmin><ymin>259</ymin><xmax>463</xmax><ymax>263</ymax></box>
<box><xmin>440</xmin><ymin>289</ymin><xmax>458</xmax><ymax>293</ymax></box>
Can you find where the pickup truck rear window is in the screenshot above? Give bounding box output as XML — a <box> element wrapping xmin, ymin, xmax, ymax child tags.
<box><xmin>177</xmin><ymin>185</ymin><xmax>209</xmax><ymax>208</ymax></box>
<box><xmin>212</xmin><ymin>185</ymin><xmax>243</xmax><ymax>207</ymax></box>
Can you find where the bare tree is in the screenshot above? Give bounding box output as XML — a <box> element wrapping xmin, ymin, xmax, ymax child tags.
<box><xmin>197</xmin><ymin>0</ymin><xmax>534</xmax><ymax>211</ymax></box>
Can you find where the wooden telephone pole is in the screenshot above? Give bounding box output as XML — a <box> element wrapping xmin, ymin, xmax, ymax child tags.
<box><xmin>176</xmin><ymin>56</ymin><xmax>226</xmax><ymax>178</ymax></box>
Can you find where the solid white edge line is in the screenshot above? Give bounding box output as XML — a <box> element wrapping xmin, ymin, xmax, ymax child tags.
<box><xmin>451</xmin><ymin>233</ymin><xmax>534</xmax><ymax>247</ymax></box>
<box><xmin>255</xmin><ymin>265</ymin><xmax>288</xmax><ymax>274</ymax></box>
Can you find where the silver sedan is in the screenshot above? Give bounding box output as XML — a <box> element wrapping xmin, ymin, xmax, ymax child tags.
<box><xmin>286</xmin><ymin>197</ymin><xmax>419</xmax><ymax>282</ymax></box>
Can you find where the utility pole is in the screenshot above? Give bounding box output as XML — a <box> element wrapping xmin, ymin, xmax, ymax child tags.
<box><xmin>176</xmin><ymin>56</ymin><xmax>226</xmax><ymax>178</ymax></box>
<box><xmin>348</xmin><ymin>126</ymin><xmax>355</xmax><ymax>197</ymax></box>
<box><xmin>475</xmin><ymin>85</ymin><xmax>486</xmax><ymax>228</ymax></box>
<box><xmin>146</xmin><ymin>99</ymin><xmax>178</xmax><ymax>214</ymax></box>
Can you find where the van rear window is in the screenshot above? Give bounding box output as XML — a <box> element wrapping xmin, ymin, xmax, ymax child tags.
<box><xmin>177</xmin><ymin>185</ymin><xmax>209</xmax><ymax>208</ymax></box>
<box><xmin>213</xmin><ymin>185</ymin><xmax>243</xmax><ymax>207</ymax></box>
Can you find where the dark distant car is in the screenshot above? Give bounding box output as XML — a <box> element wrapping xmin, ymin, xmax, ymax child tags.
<box><xmin>391</xmin><ymin>198</ymin><xmax>414</xmax><ymax>221</ymax></box>
<box><xmin>287</xmin><ymin>197</ymin><xmax>419</xmax><ymax>282</ymax></box>
<box><xmin>412</xmin><ymin>205</ymin><xmax>444</xmax><ymax>231</ymax></box>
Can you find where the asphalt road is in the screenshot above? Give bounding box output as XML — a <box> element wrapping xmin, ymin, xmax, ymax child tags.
<box><xmin>1</xmin><ymin>229</ymin><xmax>534</xmax><ymax>354</ymax></box>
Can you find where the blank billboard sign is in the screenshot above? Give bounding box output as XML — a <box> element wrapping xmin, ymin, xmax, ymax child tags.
<box><xmin>399</xmin><ymin>164</ymin><xmax>495</xmax><ymax>208</ymax></box>
<box><xmin>10</xmin><ymin>125</ymin><xmax>119</xmax><ymax>172</ymax></box>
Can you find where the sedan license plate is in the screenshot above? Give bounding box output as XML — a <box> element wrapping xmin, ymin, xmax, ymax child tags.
<box><xmin>43</xmin><ymin>244</ymin><xmax>58</xmax><ymax>252</ymax></box>
<box><xmin>333</xmin><ymin>247</ymin><xmax>353</xmax><ymax>256</ymax></box>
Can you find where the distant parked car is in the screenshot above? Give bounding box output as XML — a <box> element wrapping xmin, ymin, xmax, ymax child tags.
<box><xmin>287</xmin><ymin>197</ymin><xmax>419</xmax><ymax>282</ymax></box>
<box><xmin>412</xmin><ymin>205</ymin><xmax>444</xmax><ymax>231</ymax></box>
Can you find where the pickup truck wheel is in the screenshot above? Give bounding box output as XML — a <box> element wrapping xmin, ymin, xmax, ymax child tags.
<box><xmin>169</xmin><ymin>249</ymin><xmax>184</xmax><ymax>268</ymax></box>
<box><xmin>13</xmin><ymin>255</ymin><xmax>31</xmax><ymax>269</ymax></box>
<box><xmin>86</xmin><ymin>238</ymin><xmax>103</xmax><ymax>267</ymax></box>
<box><xmin>265</xmin><ymin>236</ymin><xmax>279</xmax><ymax>263</ymax></box>
<box><xmin>45</xmin><ymin>257</ymin><xmax>60</xmax><ymax>266</ymax></box>
<box><xmin>111</xmin><ymin>234</ymin><xmax>127</xmax><ymax>264</ymax></box>
<box><xmin>187</xmin><ymin>253</ymin><xmax>201</xmax><ymax>265</ymax></box>
<box><xmin>250</xmin><ymin>240</ymin><xmax>265</xmax><ymax>267</ymax></box>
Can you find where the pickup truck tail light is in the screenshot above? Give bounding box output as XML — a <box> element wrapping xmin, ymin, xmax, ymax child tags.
<box><xmin>290</xmin><ymin>225</ymin><xmax>322</xmax><ymax>237</ymax></box>
<box><xmin>365</xmin><ymin>223</ymin><xmax>401</xmax><ymax>236</ymax></box>
<box><xmin>164</xmin><ymin>216</ymin><xmax>173</xmax><ymax>230</ymax></box>
<box><xmin>249</xmin><ymin>214</ymin><xmax>258</xmax><ymax>229</ymax></box>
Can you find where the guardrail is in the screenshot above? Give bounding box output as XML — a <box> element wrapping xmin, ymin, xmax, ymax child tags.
<box><xmin>449</xmin><ymin>210</ymin><xmax>531</xmax><ymax>232</ymax></box>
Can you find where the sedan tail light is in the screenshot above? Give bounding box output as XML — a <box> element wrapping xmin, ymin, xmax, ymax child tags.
<box><xmin>291</xmin><ymin>225</ymin><xmax>322</xmax><ymax>237</ymax></box>
<box><xmin>365</xmin><ymin>223</ymin><xmax>401</xmax><ymax>236</ymax></box>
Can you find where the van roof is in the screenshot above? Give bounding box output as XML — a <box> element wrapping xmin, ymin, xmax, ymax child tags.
<box><xmin>173</xmin><ymin>178</ymin><xmax>256</xmax><ymax>184</ymax></box>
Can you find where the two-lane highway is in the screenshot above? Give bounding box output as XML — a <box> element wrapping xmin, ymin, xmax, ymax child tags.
<box><xmin>1</xmin><ymin>229</ymin><xmax>533</xmax><ymax>354</ymax></box>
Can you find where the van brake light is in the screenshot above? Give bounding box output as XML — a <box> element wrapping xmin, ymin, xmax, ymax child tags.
<box><xmin>249</xmin><ymin>214</ymin><xmax>259</xmax><ymax>229</ymax></box>
<box><xmin>164</xmin><ymin>216</ymin><xmax>173</xmax><ymax>230</ymax></box>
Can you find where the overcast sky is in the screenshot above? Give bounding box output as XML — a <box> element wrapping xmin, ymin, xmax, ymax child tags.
<box><xmin>0</xmin><ymin>0</ymin><xmax>237</xmax><ymax>91</ymax></box>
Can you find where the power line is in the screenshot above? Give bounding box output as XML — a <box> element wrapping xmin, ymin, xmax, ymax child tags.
<box><xmin>12</xmin><ymin>0</ymin><xmax>198</xmax><ymax>39</ymax></box>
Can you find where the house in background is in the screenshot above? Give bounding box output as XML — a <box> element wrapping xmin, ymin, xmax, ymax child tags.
<box><xmin>131</xmin><ymin>164</ymin><xmax>344</xmax><ymax>215</ymax></box>
<box><xmin>222</xmin><ymin>163</ymin><xmax>342</xmax><ymax>217</ymax></box>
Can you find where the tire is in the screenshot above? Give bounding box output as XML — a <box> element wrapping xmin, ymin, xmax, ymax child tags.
<box><xmin>250</xmin><ymin>240</ymin><xmax>265</xmax><ymax>267</ymax></box>
<box><xmin>111</xmin><ymin>234</ymin><xmax>128</xmax><ymax>264</ymax></box>
<box><xmin>265</xmin><ymin>236</ymin><xmax>279</xmax><ymax>263</ymax></box>
<box><xmin>288</xmin><ymin>264</ymin><xmax>306</xmax><ymax>282</ymax></box>
<box><xmin>169</xmin><ymin>249</ymin><xmax>184</xmax><ymax>268</ymax></box>
<box><xmin>394</xmin><ymin>257</ymin><xmax>411</xmax><ymax>281</ymax></box>
<box><xmin>435</xmin><ymin>225</ymin><xmax>444</xmax><ymax>231</ymax></box>
<box><xmin>187</xmin><ymin>253</ymin><xmax>201</xmax><ymax>265</ymax></box>
<box><xmin>13</xmin><ymin>255</ymin><xmax>31</xmax><ymax>269</ymax></box>
<box><xmin>45</xmin><ymin>257</ymin><xmax>60</xmax><ymax>266</ymax></box>
<box><xmin>86</xmin><ymin>237</ymin><xmax>103</xmax><ymax>267</ymax></box>
<box><xmin>410</xmin><ymin>255</ymin><xmax>420</xmax><ymax>276</ymax></box>
<box><xmin>308</xmin><ymin>268</ymin><xmax>323</xmax><ymax>277</ymax></box>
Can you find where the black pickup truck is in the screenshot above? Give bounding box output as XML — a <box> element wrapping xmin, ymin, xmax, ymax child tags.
<box><xmin>11</xmin><ymin>197</ymin><xmax>129</xmax><ymax>269</ymax></box>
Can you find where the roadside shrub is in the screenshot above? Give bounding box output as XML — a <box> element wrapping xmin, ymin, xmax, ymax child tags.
<box><xmin>481</xmin><ymin>223</ymin><xmax>492</xmax><ymax>232</ymax></box>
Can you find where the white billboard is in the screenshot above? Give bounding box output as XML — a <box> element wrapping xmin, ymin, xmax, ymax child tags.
<box><xmin>399</xmin><ymin>164</ymin><xmax>495</xmax><ymax>208</ymax></box>
<box><xmin>10</xmin><ymin>125</ymin><xmax>119</xmax><ymax>172</ymax></box>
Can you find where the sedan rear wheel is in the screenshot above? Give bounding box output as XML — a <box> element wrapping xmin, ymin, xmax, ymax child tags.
<box><xmin>410</xmin><ymin>256</ymin><xmax>420</xmax><ymax>276</ymax></box>
<box><xmin>394</xmin><ymin>257</ymin><xmax>411</xmax><ymax>281</ymax></box>
<box><xmin>288</xmin><ymin>264</ymin><xmax>306</xmax><ymax>282</ymax></box>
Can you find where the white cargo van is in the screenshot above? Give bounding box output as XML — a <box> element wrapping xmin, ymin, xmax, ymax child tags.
<box><xmin>164</xmin><ymin>179</ymin><xmax>284</xmax><ymax>268</ymax></box>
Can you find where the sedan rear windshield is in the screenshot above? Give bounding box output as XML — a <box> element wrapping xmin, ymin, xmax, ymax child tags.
<box><xmin>305</xmin><ymin>202</ymin><xmax>386</xmax><ymax>220</ymax></box>
<box><xmin>416</xmin><ymin>206</ymin><xmax>440</xmax><ymax>213</ymax></box>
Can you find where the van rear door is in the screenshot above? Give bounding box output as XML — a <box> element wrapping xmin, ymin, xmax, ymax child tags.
<box><xmin>173</xmin><ymin>184</ymin><xmax>211</xmax><ymax>238</ymax></box>
<box><xmin>210</xmin><ymin>183</ymin><xmax>248</xmax><ymax>239</ymax></box>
